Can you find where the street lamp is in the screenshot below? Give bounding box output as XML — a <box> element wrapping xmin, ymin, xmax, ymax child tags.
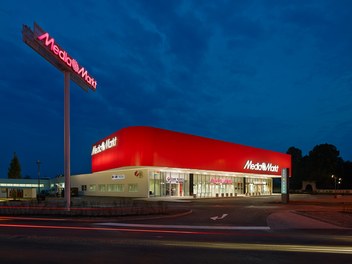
<box><xmin>331</xmin><ymin>175</ymin><xmax>342</xmax><ymax>196</ymax></box>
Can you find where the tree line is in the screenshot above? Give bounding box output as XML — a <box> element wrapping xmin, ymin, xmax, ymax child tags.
<box><xmin>287</xmin><ymin>144</ymin><xmax>352</xmax><ymax>190</ymax></box>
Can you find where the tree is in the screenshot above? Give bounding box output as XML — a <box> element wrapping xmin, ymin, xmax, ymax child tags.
<box><xmin>8</xmin><ymin>152</ymin><xmax>22</xmax><ymax>179</ymax></box>
<box><xmin>307</xmin><ymin>144</ymin><xmax>342</xmax><ymax>188</ymax></box>
<box><xmin>286</xmin><ymin>146</ymin><xmax>303</xmax><ymax>189</ymax></box>
<box><xmin>341</xmin><ymin>161</ymin><xmax>352</xmax><ymax>189</ymax></box>
<box><xmin>286</xmin><ymin>144</ymin><xmax>350</xmax><ymax>190</ymax></box>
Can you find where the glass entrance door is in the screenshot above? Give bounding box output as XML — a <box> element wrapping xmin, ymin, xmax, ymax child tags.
<box><xmin>149</xmin><ymin>171</ymin><xmax>189</xmax><ymax>197</ymax></box>
<box><xmin>171</xmin><ymin>183</ymin><xmax>178</xmax><ymax>196</ymax></box>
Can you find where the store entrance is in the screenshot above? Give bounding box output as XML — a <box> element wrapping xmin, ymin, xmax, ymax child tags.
<box><xmin>167</xmin><ymin>183</ymin><xmax>182</xmax><ymax>196</ymax></box>
<box><xmin>171</xmin><ymin>183</ymin><xmax>177</xmax><ymax>196</ymax></box>
<box><xmin>149</xmin><ymin>171</ymin><xmax>189</xmax><ymax>197</ymax></box>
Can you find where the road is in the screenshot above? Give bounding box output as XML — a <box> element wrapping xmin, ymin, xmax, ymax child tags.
<box><xmin>0</xmin><ymin>195</ymin><xmax>351</xmax><ymax>264</ymax></box>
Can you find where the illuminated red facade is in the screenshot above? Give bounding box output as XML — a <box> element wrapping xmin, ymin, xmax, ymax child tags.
<box><xmin>91</xmin><ymin>126</ymin><xmax>291</xmax><ymax>176</ymax></box>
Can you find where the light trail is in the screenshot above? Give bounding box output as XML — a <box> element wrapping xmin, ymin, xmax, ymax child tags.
<box><xmin>0</xmin><ymin>223</ymin><xmax>351</xmax><ymax>255</ymax></box>
<box><xmin>0</xmin><ymin>223</ymin><xmax>217</xmax><ymax>235</ymax></box>
<box><xmin>165</xmin><ymin>241</ymin><xmax>352</xmax><ymax>255</ymax></box>
<box><xmin>0</xmin><ymin>216</ymin><xmax>70</xmax><ymax>222</ymax></box>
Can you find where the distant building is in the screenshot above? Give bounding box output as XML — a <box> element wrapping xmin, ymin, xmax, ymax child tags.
<box><xmin>0</xmin><ymin>178</ymin><xmax>49</xmax><ymax>198</ymax></box>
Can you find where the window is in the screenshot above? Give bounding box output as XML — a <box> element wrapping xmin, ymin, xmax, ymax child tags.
<box><xmin>89</xmin><ymin>184</ymin><xmax>96</xmax><ymax>191</ymax></box>
<box><xmin>116</xmin><ymin>184</ymin><xmax>124</xmax><ymax>192</ymax></box>
<box><xmin>128</xmin><ymin>184</ymin><xmax>138</xmax><ymax>192</ymax></box>
<box><xmin>107</xmin><ymin>184</ymin><xmax>115</xmax><ymax>192</ymax></box>
<box><xmin>81</xmin><ymin>185</ymin><xmax>87</xmax><ymax>191</ymax></box>
<box><xmin>107</xmin><ymin>184</ymin><xmax>124</xmax><ymax>192</ymax></box>
<box><xmin>98</xmin><ymin>184</ymin><xmax>106</xmax><ymax>192</ymax></box>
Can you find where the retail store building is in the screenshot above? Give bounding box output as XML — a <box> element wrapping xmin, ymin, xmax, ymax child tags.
<box><xmin>71</xmin><ymin>126</ymin><xmax>291</xmax><ymax>198</ymax></box>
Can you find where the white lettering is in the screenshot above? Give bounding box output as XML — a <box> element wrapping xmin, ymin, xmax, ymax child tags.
<box><xmin>243</xmin><ymin>160</ymin><xmax>279</xmax><ymax>172</ymax></box>
<box><xmin>91</xmin><ymin>137</ymin><xmax>117</xmax><ymax>155</ymax></box>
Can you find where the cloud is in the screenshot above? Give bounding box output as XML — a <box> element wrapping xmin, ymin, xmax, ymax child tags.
<box><xmin>1</xmin><ymin>0</ymin><xmax>352</xmax><ymax>178</ymax></box>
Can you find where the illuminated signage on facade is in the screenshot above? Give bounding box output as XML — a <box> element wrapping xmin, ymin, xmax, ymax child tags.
<box><xmin>243</xmin><ymin>160</ymin><xmax>279</xmax><ymax>173</ymax></box>
<box><xmin>112</xmin><ymin>175</ymin><xmax>125</xmax><ymax>180</ymax></box>
<box><xmin>210</xmin><ymin>178</ymin><xmax>233</xmax><ymax>184</ymax></box>
<box><xmin>166</xmin><ymin>175</ymin><xmax>184</xmax><ymax>183</ymax></box>
<box><xmin>134</xmin><ymin>171</ymin><xmax>143</xmax><ymax>178</ymax></box>
<box><xmin>37</xmin><ymin>32</ymin><xmax>97</xmax><ymax>90</ymax></box>
<box><xmin>281</xmin><ymin>168</ymin><xmax>289</xmax><ymax>194</ymax></box>
<box><xmin>91</xmin><ymin>137</ymin><xmax>117</xmax><ymax>155</ymax></box>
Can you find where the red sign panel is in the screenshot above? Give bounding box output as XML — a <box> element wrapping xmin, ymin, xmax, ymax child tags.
<box><xmin>91</xmin><ymin>126</ymin><xmax>291</xmax><ymax>176</ymax></box>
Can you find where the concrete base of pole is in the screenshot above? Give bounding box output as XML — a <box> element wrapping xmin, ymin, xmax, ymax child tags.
<box><xmin>282</xmin><ymin>193</ymin><xmax>289</xmax><ymax>204</ymax></box>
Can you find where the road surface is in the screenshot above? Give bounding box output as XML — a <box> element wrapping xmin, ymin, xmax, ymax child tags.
<box><xmin>0</xmin><ymin>194</ymin><xmax>351</xmax><ymax>264</ymax></box>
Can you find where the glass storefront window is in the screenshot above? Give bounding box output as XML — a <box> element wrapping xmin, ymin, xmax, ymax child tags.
<box><xmin>193</xmin><ymin>174</ymin><xmax>239</xmax><ymax>197</ymax></box>
<box><xmin>107</xmin><ymin>184</ymin><xmax>114</xmax><ymax>192</ymax></box>
<box><xmin>245</xmin><ymin>177</ymin><xmax>272</xmax><ymax>195</ymax></box>
<box><xmin>128</xmin><ymin>184</ymin><xmax>138</xmax><ymax>192</ymax></box>
<box><xmin>107</xmin><ymin>184</ymin><xmax>125</xmax><ymax>192</ymax></box>
<box><xmin>98</xmin><ymin>184</ymin><xmax>106</xmax><ymax>192</ymax></box>
<box><xmin>149</xmin><ymin>171</ymin><xmax>161</xmax><ymax>196</ymax></box>
<box><xmin>149</xmin><ymin>170</ymin><xmax>272</xmax><ymax>198</ymax></box>
<box><xmin>116</xmin><ymin>184</ymin><xmax>124</xmax><ymax>192</ymax></box>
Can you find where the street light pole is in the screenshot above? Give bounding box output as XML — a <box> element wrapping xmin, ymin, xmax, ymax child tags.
<box><xmin>332</xmin><ymin>175</ymin><xmax>336</xmax><ymax>192</ymax></box>
<box><xmin>37</xmin><ymin>160</ymin><xmax>41</xmax><ymax>195</ymax></box>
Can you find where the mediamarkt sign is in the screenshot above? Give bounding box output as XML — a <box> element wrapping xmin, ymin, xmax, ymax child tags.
<box><xmin>37</xmin><ymin>32</ymin><xmax>97</xmax><ymax>90</ymax></box>
<box><xmin>22</xmin><ymin>23</ymin><xmax>97</xmax><ymax>91</ymax></box>
<box><xmin>91</xmin><ymin>137</ymin><xmax>117</xmax><ymax>156</ymax></box>
<box><xmin>243</xmin><ymin>160</ymin><xmax>279</xmax><ymax>173</ymax></box>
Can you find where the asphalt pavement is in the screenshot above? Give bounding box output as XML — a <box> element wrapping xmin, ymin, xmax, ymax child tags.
<box><xmin>143</xmin><ymin>194</ymin><xmax>352</xmax><ymax>230</ymax></box>
<box><xmin>1</xmin><ymin>193</ymin><xmax>351</xmax><ymax>230</ymax></box>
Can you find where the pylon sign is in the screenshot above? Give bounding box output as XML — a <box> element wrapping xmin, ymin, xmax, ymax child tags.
<box><xmin>281</xmin><ymin>168</ymin><xmax>289</xmax><ymax>204</ymax></box>
<box><xmin>22</xmin><ymin>22</ymin><xmax>97</xmax><ymax>210</ymax></box>
<box><xmin>22</xmin><ymin>22</ymin><xmax>97</xmax><ymax>92</ymax></box>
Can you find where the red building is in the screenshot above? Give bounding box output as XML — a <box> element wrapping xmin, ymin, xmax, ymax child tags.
<box><xmin>73</xmin><ymin>126</ymin><xmax>291</xmax><ymax>198</ymax></box>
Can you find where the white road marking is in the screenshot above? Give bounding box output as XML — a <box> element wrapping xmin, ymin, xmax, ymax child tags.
<box><xmin>94</xmin><ymin>222</ymin><xmax>270</xmax><ymax>230</ymax></box>
<box><xmin>210</xmin><ymin>213</ymin><xmax>228</xmax><ymax>220</ymax></box>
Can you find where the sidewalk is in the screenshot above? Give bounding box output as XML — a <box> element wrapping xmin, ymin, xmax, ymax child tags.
<box><xmin>267</xmin><ymin>211</ymin><xmax>345</xmax><ymax>229</ymax></box>
<box><xmin>267</xmin><ymin>195</ymin><xmax>352</xmax><ymax>229</ymax></box>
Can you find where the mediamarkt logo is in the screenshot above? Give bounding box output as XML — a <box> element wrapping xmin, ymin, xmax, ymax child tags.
<box><xmin>243</xmin><ymin>160</ymin><xmax>279</xmax><ymax>172</ymax></box>
<box><xmin>37</xmin><ymin>32</ymin><xmax>97</xmax><ymax>90</ymax></box>
<box><xmin>91</xmin><ymin>137</ymin><xmax>117</xmax><ymax>155</ymax></box>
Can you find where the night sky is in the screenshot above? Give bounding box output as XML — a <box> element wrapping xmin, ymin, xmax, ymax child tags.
<box><xmin>0</xmin><ymin>0</ymin><xmax>351</xmax><ymax>178</ymax></box>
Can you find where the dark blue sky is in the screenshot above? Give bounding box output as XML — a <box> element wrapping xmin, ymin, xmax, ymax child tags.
<box><xmin>1</xmin><ymin>0</ymin><xmax>351</xmax><ymax>178</ymax></box>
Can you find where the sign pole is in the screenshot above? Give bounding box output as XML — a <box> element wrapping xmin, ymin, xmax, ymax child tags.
<box><xmin>64</xmin><ymin>71</ymin><xmax>71</xmax><ymax>211</ymax></box>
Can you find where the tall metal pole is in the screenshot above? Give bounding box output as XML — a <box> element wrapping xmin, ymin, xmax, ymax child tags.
<box><xmin>64</xmin><ymin>71</ymin><xmax>71</xmax><ymax>211</ymax></box>
<box><xmin>37</xmin><ymin>160</ymin><xmax>41</xmax><ymax>195</ymax></box>
<box><xmin>332</xmin><ymin>175</ymin><xmax>337</xmax><ymax>194</ymax></box>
